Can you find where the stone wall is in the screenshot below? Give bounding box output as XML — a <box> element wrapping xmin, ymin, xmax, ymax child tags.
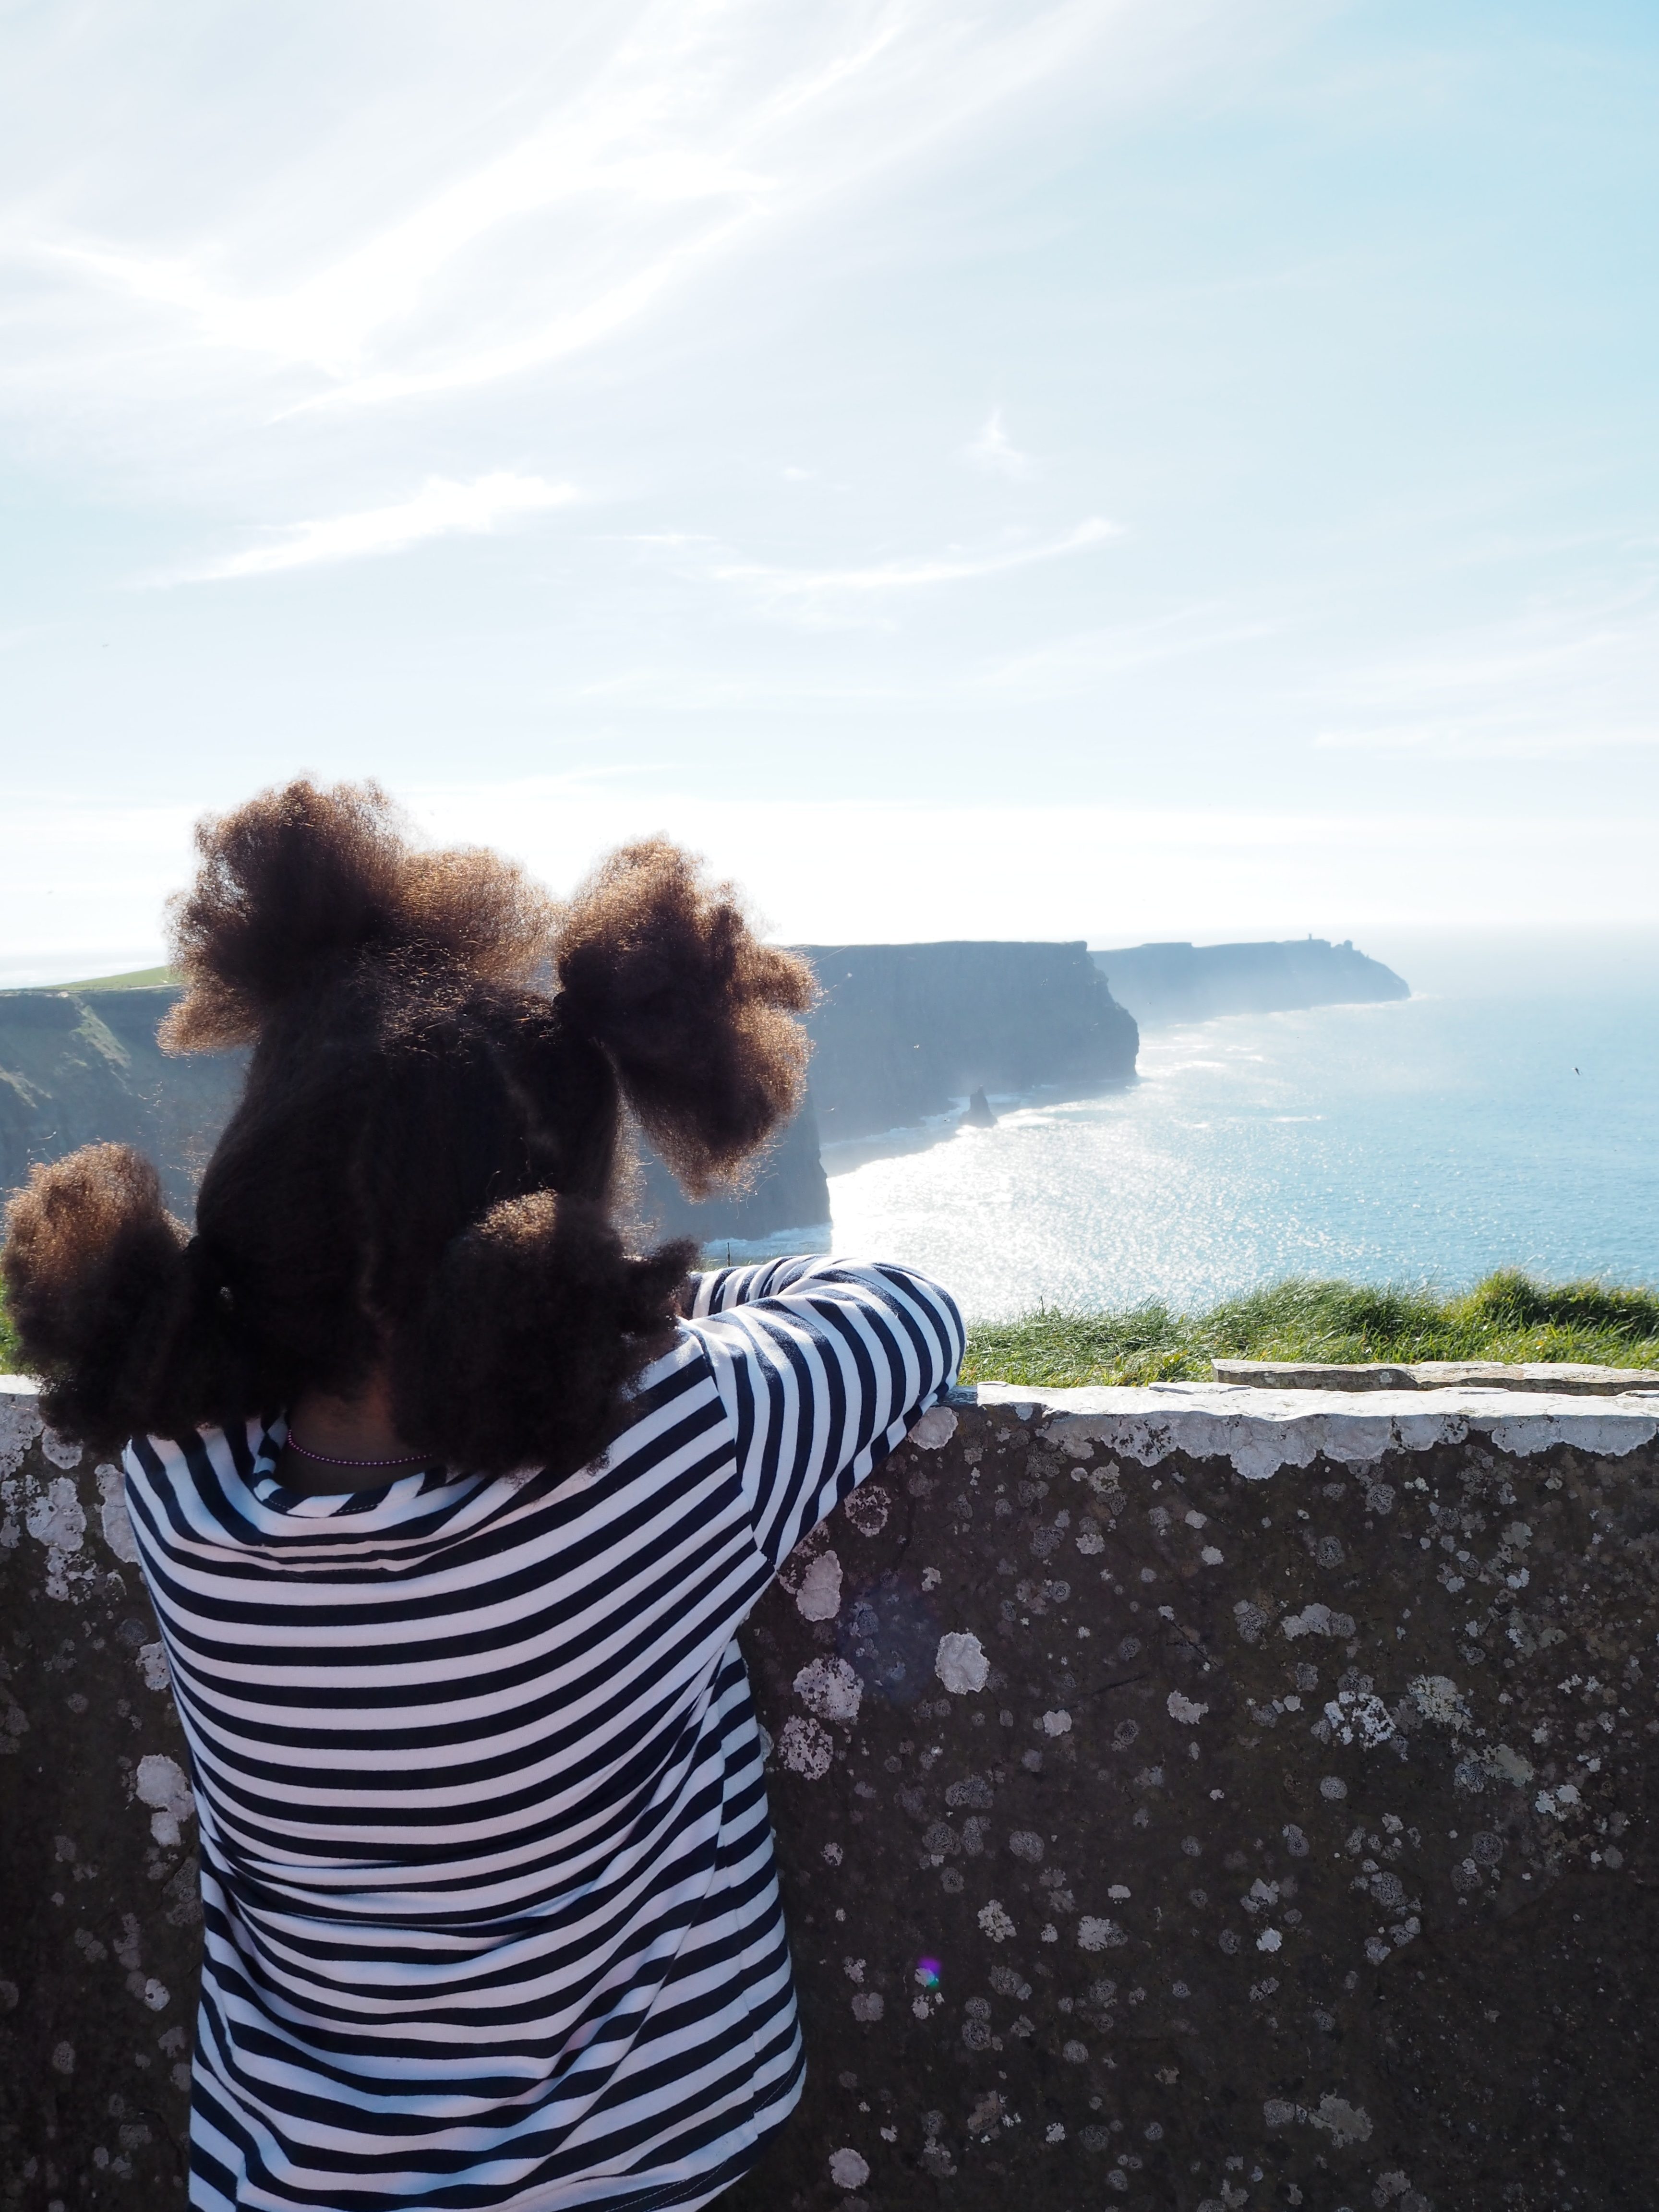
<box><xmin>3</xmin><ymin>1376</ymin><xmax>1656</xmax><ymax>2211</ymax></box>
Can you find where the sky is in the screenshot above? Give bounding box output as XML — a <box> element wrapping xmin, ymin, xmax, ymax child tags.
<box><xmin>2</xmin><ymin>0</ymin><xmax>1658</xmax><ymax>982</ymax></box>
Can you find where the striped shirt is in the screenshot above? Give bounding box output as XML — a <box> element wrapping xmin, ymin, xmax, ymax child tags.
<box><xmin>124</xmin><ymin>1256</ymin><xmax>963</xmax><ymax>2212</ymax></box>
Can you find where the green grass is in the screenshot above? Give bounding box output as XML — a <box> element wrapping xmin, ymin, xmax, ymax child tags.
<box><xmin>5</xmin><ymin>1267</ymin><xmax>1658</xmax><ymax>1385</ymax></box>
<box><xmin>7</xmin><ymin>964</ymin><xmax>178</xmax><ymax>994</ymax></box>
<box><xmin>960</xmin><ymin>1271</ymin><xmax>1659</xmax><ymax>1388</ymax></box>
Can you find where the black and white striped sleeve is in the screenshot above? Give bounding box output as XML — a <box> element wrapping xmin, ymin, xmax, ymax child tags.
<box><xmin>685</xmin><ymin>1256</ymin><xmax>964</xmax><ymax>1571</ymax></box>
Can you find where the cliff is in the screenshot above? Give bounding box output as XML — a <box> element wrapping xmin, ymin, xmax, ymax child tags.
<box><xmin>0</xmin><ymin>986</ymin><xmax>243</xmax><ymax>1218</ymax></box>
<box><xmin>4</xmin><ymin>1374</ymin><xmax>1654</xmax><ymax>2209</ymax></box>
<box><xmin>1</xmin><ymin>947</ymin><xmax>1140</xmax><ymax>1248</ymax></box>
<box><xmin>0</xmin><ymin>981</ymin><xmax>825</xmax><ymax>1254</ymax></box>
<box><xmin>1093</xmin><ymin>938</ymin><xmax>1408</xmax><ymax>1029</ymax></box>
<box><xmin>798</xmin><ymin>941</ymin><xmax>1138</xmax><ymax>1144</ymax></box>
<box><xmin>634</xmin><ymin>1093</ymin><xmax>830</xmax><ymax>1246</ymax></box>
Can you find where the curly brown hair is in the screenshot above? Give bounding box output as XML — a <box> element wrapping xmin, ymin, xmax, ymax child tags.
<box><xmin>2</xmin><ymin>780</ymin><xmax>816</xmax><ymax>1473</ymax></box>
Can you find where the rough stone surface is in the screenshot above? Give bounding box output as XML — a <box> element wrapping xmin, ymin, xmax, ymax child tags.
<box><xmin>3</xmin><ymin>1375</ymin><xmax>1657</xmax><ymax>2210</ymax></box>
<box><xmin>1214</xmin><ymin>1358</ymin><xmax>1659</xmax><ymax>1396</ymax></box>
<box><xmin>0</xmin><ymin>1382</ymin><xmax>200</xmax><ymax>2207</ymax></box>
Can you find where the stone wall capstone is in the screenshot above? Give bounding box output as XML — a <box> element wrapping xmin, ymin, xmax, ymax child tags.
<box><xmin>3</xmin><ymin>1375</ymin><xmax>1657</xmax><ymax>2212</ymax></box>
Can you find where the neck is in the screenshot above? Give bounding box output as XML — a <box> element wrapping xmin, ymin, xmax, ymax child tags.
<box><xmin>278</xmin><ymin>1371</ymin><xmax>432</xmax><ymax>1494</ymax></box>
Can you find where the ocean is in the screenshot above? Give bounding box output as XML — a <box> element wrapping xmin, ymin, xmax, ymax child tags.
<box><xmin>820</xmin><ymin>934</ymin><xmax>1659</xmax><ymax>1320</ymax></box>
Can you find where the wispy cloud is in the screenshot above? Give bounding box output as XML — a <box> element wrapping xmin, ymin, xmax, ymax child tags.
<box><xmin>1309</xmin><ymin>582</ymin><xmax>1659</xmax><ymax>758</ymax></box>
<box><xmin>163</xmin><ymin>473</ymin><xmax>577</xmax><ymax>582</ymax></box>
<box><xmin>975</xmin><ymin>608</ymin><xmax>1280</xmax><ymax>697</ymax></box>
<box><xmin>1314</xmin><ymin>717</ymin><xmax>1659</xmax><ymax>758</ymax></box>
<box><xmin>569</xmin><ymin>601</ymin><xmax>1262</xmax><ymax>709</ymax></box>
<box><xmin>7</xmin><ymin>0</ymin><xmax>1142</xmax><ymax>424</ymax></box>
<box><xmin>708</xmin><ymin>517</ymin><xmax>1122</xmax><ymax>603</ymax></box>
<box><xmin>964</xmin><ymin>407</ymin><xmax>1034</xmax><ymax>479</ymax></box>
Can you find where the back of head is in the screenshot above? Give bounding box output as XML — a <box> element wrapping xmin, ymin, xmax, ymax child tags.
<box><xmin>2</xmin><ymin>781</ymin><xmax>817</xmax><ymax>1474</ymax></box>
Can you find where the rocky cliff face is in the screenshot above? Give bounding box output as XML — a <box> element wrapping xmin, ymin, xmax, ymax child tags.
<box><xmin>1093</xmin><ymin>939</ymin><xmax>1408</xmax><ymax>1030</ymax></box>
<box><xmin>634</xmin><ymin>1093</ymin><xmax>830</xmax><ymax>1247</ymax></box>
<box><xmin>4</xmin><ymin>1376</ymin><xmax>1654</xmax><ymax>2211</ymax></box>
<box><xmin>798</xmin><ymin>941</ymin><xmax>1139</xmax><ymax>1145</ymax></box>
<box><xmin>0</xmin><ymin>988</ymin><xmax>243</xmax><ymax>1217</ymax></box>
<box><xmin>1</xmin><ymin>947</ymin><xmax>1140</xmax><ymax>1248</ymax></box>
<box><xmin>0</xmin><ymin>983</ymin><xmax>827</xmax><ymax>1253</ymax></box>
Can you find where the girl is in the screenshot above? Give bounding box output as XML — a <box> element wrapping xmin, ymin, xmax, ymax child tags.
<box><xmin>3</xmin><ymin>780</ymin><xmax>962</xmax><ymax>2212</ymax></box>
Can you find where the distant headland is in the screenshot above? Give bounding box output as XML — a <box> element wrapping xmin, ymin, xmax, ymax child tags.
<box><xmin>1092</xmin><ymin>935</ymin><xmax>1408</xmax><ymax>1029</ymax></box>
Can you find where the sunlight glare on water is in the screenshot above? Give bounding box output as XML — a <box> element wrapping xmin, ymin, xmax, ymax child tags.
<box><xmin>824</xmin><ymin>983</ymin><xmax>1659</xmax><ymax>1320</ymax></box>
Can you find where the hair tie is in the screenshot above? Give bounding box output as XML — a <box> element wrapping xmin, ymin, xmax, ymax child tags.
<box><xmin>550</xmin><ymin>986</ymin><xmax>594</xmax><ymax>1041</ymax></box>
<box><xmin>186</xmin><ymin>1235</ymin><xmax>235</xmax><ymax>1311</ymax></box>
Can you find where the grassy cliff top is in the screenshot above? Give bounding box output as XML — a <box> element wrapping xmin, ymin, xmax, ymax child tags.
<box><xmin>5</xmin><ymin>965</ymin><xmax>178</xmax><ymax>995</ymax></box>
<box><xmin>4</xmin><ymin>1269</ymin><xmax>1657</xmax><ymax>1391</ymax></box>
<box><xmin>957</xmin><ymin>1271</ymin><xmax>1659</xmax><ymax>1387</ymax></box>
